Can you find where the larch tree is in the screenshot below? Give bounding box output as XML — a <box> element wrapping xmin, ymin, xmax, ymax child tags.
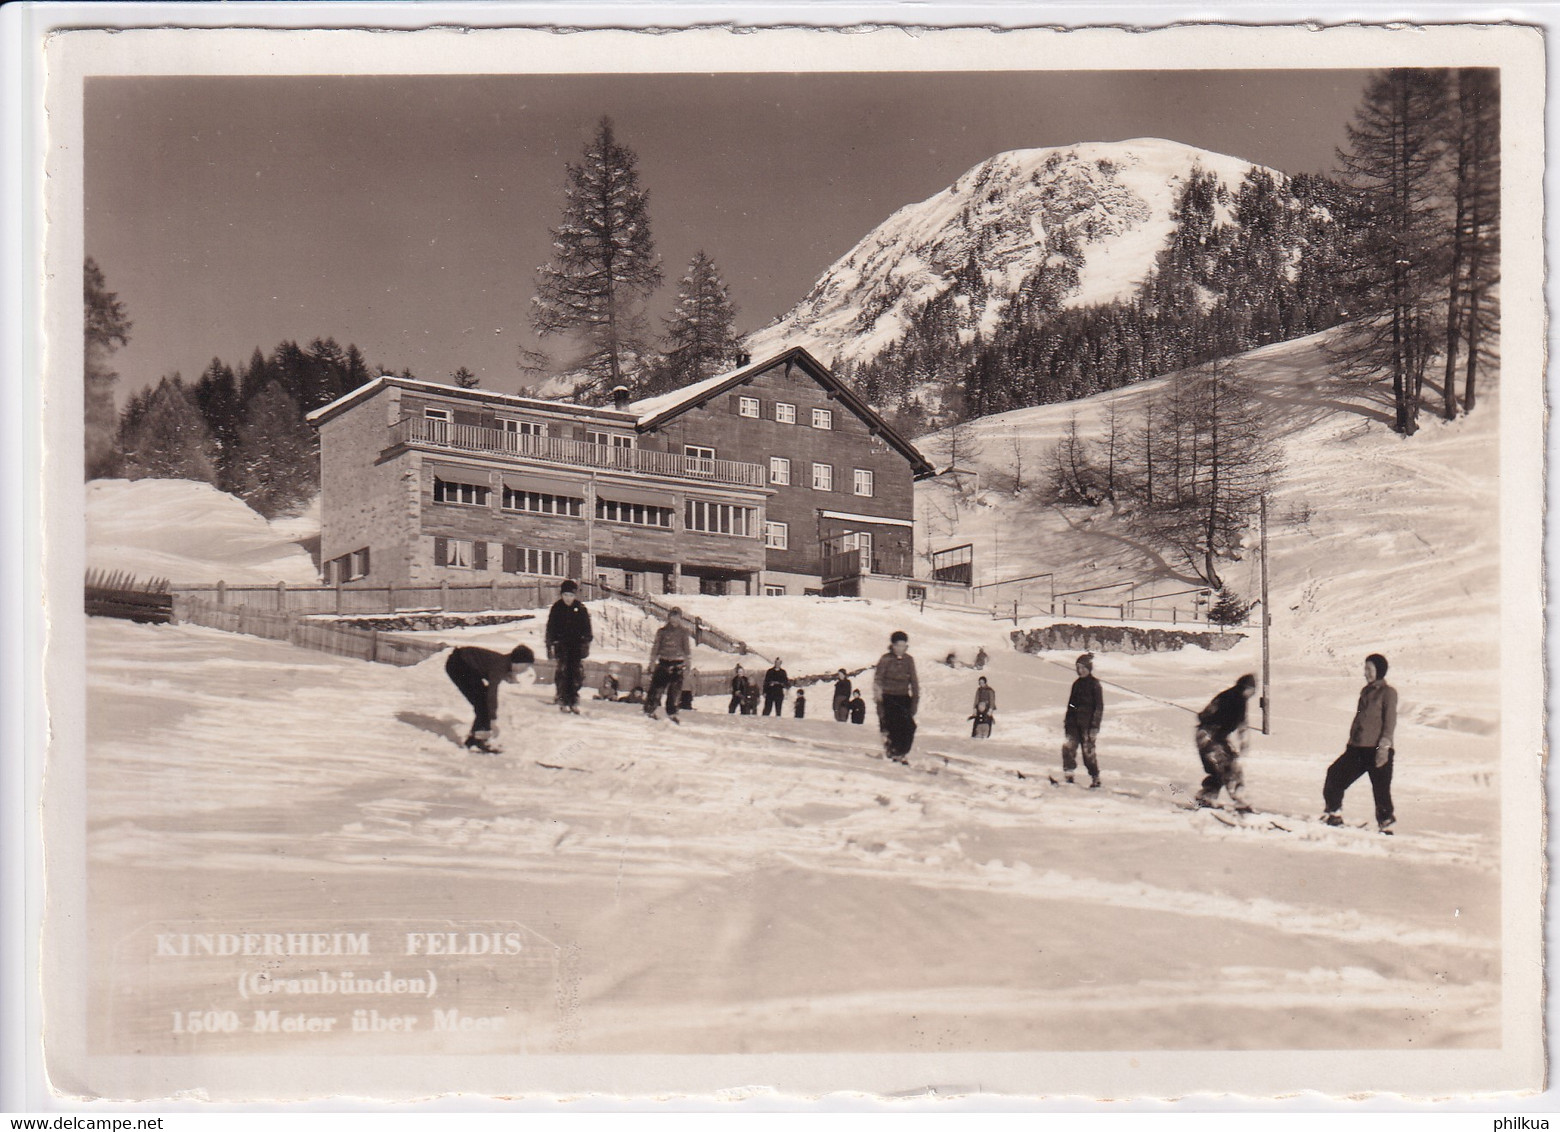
<box><xmin>1454</xmin><ymin>68</ymin><xmax>1500</xmax><ymax>415</ymax></box>
<box><xmin>1331</xmin><ymin>68</ymin><xmax>1451</xmax><ymax>435</ymax></box>
<box><xmin>653</xmin><ymin>251</ymin><xmax>743</xmax><ymax>394</ymax></box>
<box><xmin>84</xmin><ymin>257</ymin><xmax>132</xmax><ymax>479</ymax></box>
<box><xmin>532</xmin><ymin>117</ymin><xmax>663</xmax><ymax>399</ymax></box>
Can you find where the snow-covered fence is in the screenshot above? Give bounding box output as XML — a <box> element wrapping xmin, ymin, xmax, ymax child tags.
<box><xmin>166</xmin><ymin>579</ymin><xmax>595</xmax><ymax>617</ymax></box>
<box><xmin>172</xmin><ymin>595</ymin><xmax>444</xmax><ymax>667</ymax></box>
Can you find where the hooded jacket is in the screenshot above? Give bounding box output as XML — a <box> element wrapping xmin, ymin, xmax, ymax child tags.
<box><xmin>1348</xmin><ymin>679</ymin><xmax>1398</xmax><ymax>749</ymax></box>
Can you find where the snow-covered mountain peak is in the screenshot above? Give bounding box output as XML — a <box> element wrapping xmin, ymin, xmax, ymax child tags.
<box><xmin>746</xmin><ymin>138</ymin><xmax>1280</xmax><ymax>368</ymax></box>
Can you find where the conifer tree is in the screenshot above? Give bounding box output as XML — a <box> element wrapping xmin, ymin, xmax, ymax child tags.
<box><xmin>532</xmin><ymin>117</ymin><xmax>663</xmax><ymax>398</ymax></box>
<box><xmin>452</xmin><ymin>366</ymin><xmax>480</xmax><ymax>389</ymax></box>
<box><xmin>1331</xmin><ymin>68</ymin><xmax>1452</xmax><ymax>435</ymax></box>
<box><xmin>231</xmin><ymin>380</ymin><xmax>318</xmax><ymax>519</ymax></box>
<box><xmin>84</xmin><ymin>257</ymin><xmax>132</xmax><ymax>479</ymax></box>
<box><xmin>1453</xmin><ymin>68</ymin><xmax>1500</xmax><ymax>416</ymax></box>
<box><xmin>651</xmin><ymin>251</ymin><xmax>742</xmax><ymax>394</ymax></box>
<box><xmin>117</xmin><ymin>375</ymin><xmax>219</xmax><ymax>484</ymax></box>
<box><xmin>192</xmin><ymin>358</ymin><xmax>243</xmax><ymax>491</ymax></box>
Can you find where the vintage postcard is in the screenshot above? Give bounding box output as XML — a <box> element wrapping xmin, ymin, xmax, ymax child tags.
<box><xmin>29</xmin><ymin>18</ymin><xmax>1546</xmax><ymax>1106</ymax></box>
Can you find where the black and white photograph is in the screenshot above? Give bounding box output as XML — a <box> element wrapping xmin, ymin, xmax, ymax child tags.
<box><xmin>19</xmin><ymin>17</ymin><xmax>1547</xmax><ymax>1106</ymax></box>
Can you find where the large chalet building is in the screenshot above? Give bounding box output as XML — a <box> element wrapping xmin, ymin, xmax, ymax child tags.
<box><xmin>307</xmin><ymin>347</ymin><xmax>935</xmax><ymax>598</ymax></box>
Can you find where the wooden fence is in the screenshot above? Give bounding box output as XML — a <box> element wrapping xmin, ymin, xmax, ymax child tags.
<box><xmin>86</xmin><ymin>571</ymin><xmax>175</xmax><ymax>624</ymax></box>
<box><xmin>172</xmin><ymin>595</ymin><xmax>446</xmax><ymax>666</ymax></box>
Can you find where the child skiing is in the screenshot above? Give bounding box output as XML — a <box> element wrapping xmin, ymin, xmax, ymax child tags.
<box><xmin>874</xmin><ymin>630</ymin><xmax>920</xmax><ymax>764</ymax></box>
<box><xmin>444</xmin><ymin>644</ymin><xmax>536</xmax><ymax>754</ymax></box>
<box><xmin>762</xmin><ymin>658</ymin><xmax>790</xmax><ymax>716</ymax></box>
<box><xmin>970</xmin><ymin>676</ymin><xmax>996</xmax><ymax>738</ymax></box>
<box><xmin>1321</xmin><ymin>654</ymin><xmax>1398</xmax><ymax>832</ymax></box>
<box><xmin>832</xmin><ymin>669</ymin><xmax>853</xmax><ymax>722</ymax></box>
<box><xmin>1062</xmin><ymin>654</ymin><xmax>1104</xmax><ymax>787</ymax></box>
<box><xmin>544</xmin><ymin>579</ymin><xmax>592</xmax><ymax>714</ymax></box>
<box><xmin>1195</xmin><ymin>674</ymin><xmax>1257</xmax><ymax>810</ymax></box>
<box><xmin>644</xmin><ymin>607</ymin><xmax>692</xmax><ymax>723</ymax></box>
<box><xmin>728</xmin><ymin>665</ymin><xmax>751</xmax><ymax>714</ymax></box>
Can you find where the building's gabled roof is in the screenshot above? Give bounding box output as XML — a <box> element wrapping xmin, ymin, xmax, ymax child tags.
<box><xmin>305</xmin><ymin>375</ymin><xmax>640</xmax><ymax>428</ymax></box>
<box><xmin>629</xmin><ymin>347</ymin><xmax>937</xmax><ymax>479</ymax></box>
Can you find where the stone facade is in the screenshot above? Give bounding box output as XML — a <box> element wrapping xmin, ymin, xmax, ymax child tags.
<box><xmin>310</xmin><ymin>349</ymin><xmax>932</xmax><ymax>593</ymax></box>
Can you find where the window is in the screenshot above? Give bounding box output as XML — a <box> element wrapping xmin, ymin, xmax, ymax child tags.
<box><xmin>812</xmin><ymin>462</ymin><xmax>834</xmax><ymax>491</ymax></box>
<box><xmin>586</xmin><ymin>430</ymin><xmax>637</xmax><ymax>449</ymax></box>
<box><xmin>764</xmin><ymin>585</ymin><xmax>787</xmax><ymax>597</ymax></box>
<box><xmin>499</xmin><ymin>418</ymin><xmax>547</xmax><ymax>437</ymax></box>
<box><xmin>423</xmin><ymin>407</ymin><xmax>451</xmax><ymax>442</ymax></box>
<box><xmin>685</xmin><ymin>499</ymin><xmax>755</xmax><ymax>537</ymax></box>
<box><xmin>812</xmin><ymin>407</ymin><xmax>833</xmax><ymax>430</ymax></box>
<box><xmin>738</xmin><ymin>396</ymin><xmax>760</xmax><ymax>418</ymax></box>
<box><xmin>351</xmin><ymin>547</ymin><xmax>371</xmax><ymax>580</ymax></box>
<box><xmin>503</xmin><ymin>545</ymin><xmax>567</xmax><ymax>577</ymax></box>
<box><xmin>769</xmin><ymin>456</ymin><xmax>791</xmax><ymax>486</ymax></box>
<box><xmin>774</xmin><ymin>402</ymin><xmax>796</xmax><ymax>424</ymax></box>
<box><xmin>684</xmin><ymin>444</ymin><xmax>716</xmax><ymax>477</ymax></box>
<box><xmin>433</xmin><ymin>477</ymin><xmax>490</xmax><ymax>506</ymax></box>
<box><xmin>764</xmin><ymin>521</ymin><xmax>789</xmax><ymax>550</ymax></box>
<box><xmin>445</xmin><ymin>539</ymin><xmax>476</xmax><ymax>569</ymax></box>
<box><xmin>853</xmin><ymin>468</ymin><xmax>875</xmax><ymax>497</ymax></box>
<box><xmin>501</xmin><ymin>486</ymin><xmax>583</xmax><ymax>517</ymax></box>
<box><xmin>595</xmin><ymin>497</ymin><xmax>674</xmax><ymax>528</ymax></box>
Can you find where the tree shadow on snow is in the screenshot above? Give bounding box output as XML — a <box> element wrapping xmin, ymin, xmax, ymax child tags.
<box><xmin>396</xmin><ymin>711</ymin><xmax>464</xmax><ymax>746</ymax></box>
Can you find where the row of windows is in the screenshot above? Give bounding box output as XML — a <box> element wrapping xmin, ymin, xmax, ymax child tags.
<box><xmin>424</xmin><ymin>408</ymin><xmax>637</xmax><ymax>448</ymax></box>
<box><xmin>436</xmin><ymin>477</ymin><xmax>759</xmax><ymax>538</ymax></box>
<box><xmin>502</xmin><ymin>487</ymin><xmax>583</xmax><ymax>517</ymax></box>
<box><xmin>685</xmin><ymin>499</ymin><xmax>755</xmax><ymax>537</ymax></box>
<box><xmin>595</xmin><ymin>498</ymin><xmax>674</xmax><ymax>528</ymax></box>
<box><xmin>767</xmin><ymin>458</ymin><xmax>873</xmax><ymax>496</ymax></box>
<box><xmin>436</xmin><ymin>538</ymin><xmax>570</xmax><ymax>576</ymax></box>
<box><xmin>736</xmin><ymin>396</ymin><xmax>832</xmax><ymax>430</ymax></box>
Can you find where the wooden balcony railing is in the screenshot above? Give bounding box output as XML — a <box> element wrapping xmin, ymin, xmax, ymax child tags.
<box><xmin>390</xmin><ymin>418</ymin><xmax>767</xmax><ymax>488</ymax></box>
<box><xmin>823</xmin><ymin>549</ymin><xmax>912</xmax><ymax>581</ymax></box>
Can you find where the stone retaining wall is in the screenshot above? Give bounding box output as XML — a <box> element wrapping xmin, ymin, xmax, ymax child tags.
<box><xmin>1011</xmin><ymin>622</ymin><xmax>1243</xmax><ymax>655</ymax></box>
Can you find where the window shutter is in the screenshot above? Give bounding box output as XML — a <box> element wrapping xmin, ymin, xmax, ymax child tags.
<box><xmin>453</xmin><ymin>410</ymin><xmax>482</xmax><ymax>427</ymax></box>
<box><xmin>567</xmin><ymin>551</ymin><xmax>583</xmax><ymax>579</ymax></box>
<box><xmin>360</xmin><ymin>547</ymin><xmax>370</xmax><ymax>577</ymax></box>
<box><xmin>474</xmin><ymin>541</ymin><xmax>488</xmax><ymax>571</ymax></box>
<box><xmin>729</xmin><ymin>395</ymin><xmax>740</xmax><ymax>414</ymax></box>
<box><xmin>434</xmin><ymin>537</ymin><xmax>448</xmax><ymax>566</ymax></box>
<box><xmin>503</xmin><ymin>544</ymin><xmax>519</xmax><ymax>573</ymax></box>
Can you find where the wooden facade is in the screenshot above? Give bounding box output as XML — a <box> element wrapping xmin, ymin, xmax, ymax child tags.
<box><xmin>308</xmin><ymin>349</ymin><xmax>932</xmax><ymax>595</ymax></box>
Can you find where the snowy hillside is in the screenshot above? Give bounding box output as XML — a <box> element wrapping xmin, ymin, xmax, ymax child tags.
<box><xmin>85</xmin><ymin>479</ymin><xmax>321</xmax><ymax>585</ymax></box>
<box><xmin>915</xmin><ymin>328</ymin><xmax>1500</xmax><ymax>749</ymax></box>
<box><xmin>746</xmin><ymin>138</ymin><xmax>1274</xmax><ymax>367</ymax></box>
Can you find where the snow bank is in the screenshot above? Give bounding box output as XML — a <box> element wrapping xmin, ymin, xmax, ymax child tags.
<box><xmin>85</xmin><ymin>478</ymin><xmax>321</xmax><ymax>585</ymax></box>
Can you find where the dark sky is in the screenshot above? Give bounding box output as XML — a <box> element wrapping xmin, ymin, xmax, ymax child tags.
<box><xmin>85</xmin><ymin>70</ymin><xmax>1369</xmax><ymax>400</ymax></box>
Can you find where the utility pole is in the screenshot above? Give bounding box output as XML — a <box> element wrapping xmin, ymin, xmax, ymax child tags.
<box><xmin>1260</xmin><ymin>493</ymin><xmax>1271</xmax><ymax>735</ymax></box>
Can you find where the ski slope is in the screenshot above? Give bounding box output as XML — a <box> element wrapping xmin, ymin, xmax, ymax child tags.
<box><xmin>78</xmin><ymin>326</ymin><xmax>1504</xmax><ymax>1062</ymax></box>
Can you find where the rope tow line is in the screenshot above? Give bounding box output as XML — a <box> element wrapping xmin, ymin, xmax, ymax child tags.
<box><xmin>1037</xmin><ymin>656</ymin><xmax>1201</xmax><ymax>716</ymax></box>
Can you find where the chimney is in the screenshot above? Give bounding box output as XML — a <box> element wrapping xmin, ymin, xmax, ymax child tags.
<box><xmin>611</xmin><ymin>384</ymin><xmax>631</xmax><ymax>411</ymax></box>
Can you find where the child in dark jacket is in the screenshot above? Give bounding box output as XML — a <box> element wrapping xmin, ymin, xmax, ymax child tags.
<box><xmin>445</xmin><ymin>644</ymin><xmax>536</xmax><ymax>753</ymax></box>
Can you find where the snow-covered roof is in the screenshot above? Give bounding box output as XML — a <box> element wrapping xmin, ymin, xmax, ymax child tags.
<box><xmin>627</xmin><ymin>357</ymin><xmax>771</xmax><ymax>424</ymax></box>
<box><xmin>305</xmin><ymin>375</ymin><xmax>639</xmax><ymax>427</ymax></box>
<box><xmin>630</xmin><ymin>347</ymin><xmax>936</xmax><ymax>479</ymax></box>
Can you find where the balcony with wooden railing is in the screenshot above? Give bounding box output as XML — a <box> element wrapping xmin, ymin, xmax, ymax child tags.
<box><xmin>822</xmin><ymin>547</ymin><xmax>913</xmax><ymax>581</ymax></box>
<box><xmin>388</xmin><ymin>417</ymin><xmax>767</xmax><ymax>488</ymax></box>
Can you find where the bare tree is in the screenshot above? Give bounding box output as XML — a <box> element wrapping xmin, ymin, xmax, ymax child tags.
<box><xmin>1003</xmin><ymin>428</ymin><xmax>1027</xmax><ymax>495</ymax></box>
